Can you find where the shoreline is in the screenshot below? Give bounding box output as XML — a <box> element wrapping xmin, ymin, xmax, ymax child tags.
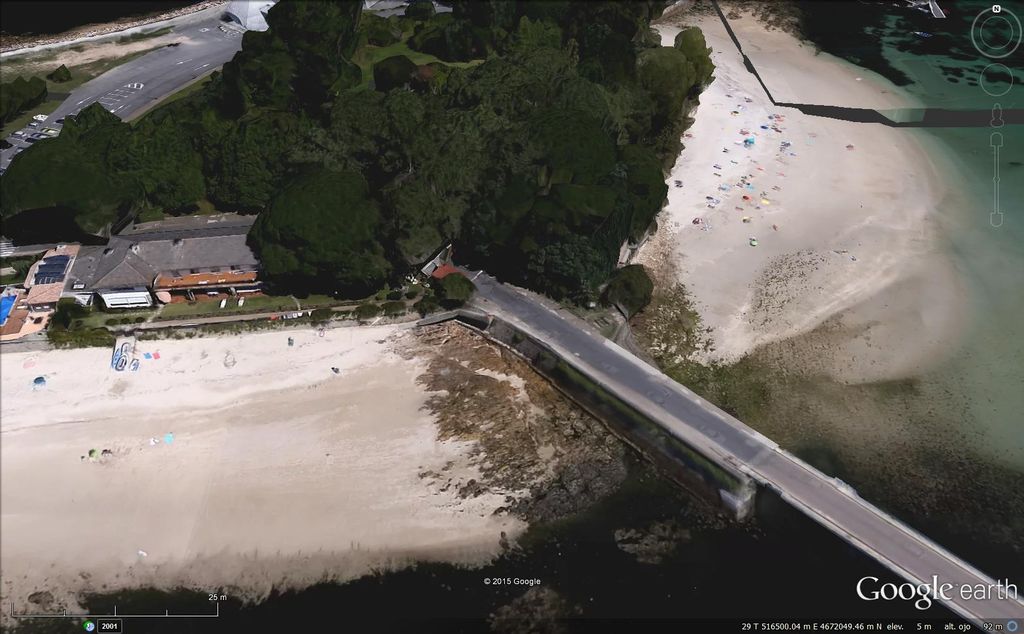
<box><xmin>0</xmin><ymin>325</ymin><xmax>528</xmax><ymax>622</ymax></box>
<box><xmin>633</xmin><ymin>4</ymin><xmax>1024</xmax><ymax>561</ymax></box>
<box><xmin>637</xmin><ymin>7</ymin><xmax>972</xmax><ymax>385</ymax></box>
<box><xmin>0</xmin><ymin>2</ymin><xmax>226</xmax><ymax>57</ymax></box>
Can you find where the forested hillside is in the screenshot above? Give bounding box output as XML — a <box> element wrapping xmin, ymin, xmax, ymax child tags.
<box><xmin>0</xmin><ymin>0</ymin><xmax>713</xmax><ymax>301</ymax></box>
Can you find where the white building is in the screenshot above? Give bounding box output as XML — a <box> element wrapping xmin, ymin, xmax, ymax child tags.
<box><xmin>224</xmin><ymin>0</ymin><xmax>277</xmax><ymax>31</ymax></box>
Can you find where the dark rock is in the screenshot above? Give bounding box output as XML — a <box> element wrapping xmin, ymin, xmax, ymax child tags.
<box><xmin>614</xmin><ymin>520</ymin><xmax>691</xmax><ymax>564</ymax></box>
<box><xmin>28</xmin><ymin>590</ymin><xmax>54</xmax><ymax>607</ymax></box>
<box><xmin>489</xmin><ymin>587</ymin><xmax>580</xmax><ymax>634</ymax></box>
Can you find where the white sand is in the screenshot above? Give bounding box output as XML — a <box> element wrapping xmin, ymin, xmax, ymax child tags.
<box><xmin>1</xmin><ymin>325</ymin><xmax>523</xmax><ymax>617</ymax></box>
<box><xmin>639</xmin><ymin>12</ymin><xmax>971</xmax><ymax>382</ymax></box>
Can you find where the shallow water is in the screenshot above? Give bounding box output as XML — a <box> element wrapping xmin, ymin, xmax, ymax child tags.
<box><xmin>802</xmin><ymin>0</ymin><xmax>1024</xmax><ymax>468</ymax></box>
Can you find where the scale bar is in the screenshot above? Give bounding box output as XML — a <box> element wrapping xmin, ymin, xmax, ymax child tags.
<box><xmin>11</xmin><ymin>602</ymin><xmax>220</xmax><ymax>618</ymax></box>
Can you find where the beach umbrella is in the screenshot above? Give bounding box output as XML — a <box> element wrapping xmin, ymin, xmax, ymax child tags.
<box><xmin>155</xmin><ymin>291</ymin><xmax>172</xmax><ymax>303</ymax></box>
<box><xmin>88</xmin><ymin>448</ymin><xmax>98</xmax><ymax>460</ymax></box>
<box><xmin>33</xmin><ymin>376</ymin><xmax>46</xmax><ymax>387</ymax></box>
<box><xmin>749</xmin><ymin>238</ymin><xmax>759</xmax><ymax>247</ymax></box>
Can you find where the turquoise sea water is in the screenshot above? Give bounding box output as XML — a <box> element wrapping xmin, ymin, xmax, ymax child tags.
<box><xmin>803</xmin><ymin>1</ymin><xmax>1024</xmax><ymax>468</ymax></box>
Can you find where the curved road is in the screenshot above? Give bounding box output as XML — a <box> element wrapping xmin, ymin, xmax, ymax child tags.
<box><xmin>1</xmin><ymin>15</ymin><xmax>243</xmax><ymax>171</ymax></box>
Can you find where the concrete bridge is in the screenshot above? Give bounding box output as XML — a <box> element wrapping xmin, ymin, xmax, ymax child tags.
<box><xmin>422</xmin><ymin>272</ymin><xmax>1024</xmax><ymax>625</ymax></box>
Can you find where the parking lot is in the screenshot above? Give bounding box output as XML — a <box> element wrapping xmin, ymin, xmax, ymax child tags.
<box><xmin>0</xmin><ymin>17</ymin><xmax>244</xmax><ymax>174</ymax></box>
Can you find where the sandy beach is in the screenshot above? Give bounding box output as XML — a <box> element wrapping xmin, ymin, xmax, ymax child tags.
<box><xmin>639</xmin><ymin>8</ymin><xmax>972</xmax><ymax>384</ymax></box>
<box><xmin>0</xmin><ymin>325</ymin><xmax>525</xmax><ymax>619</ymax></box>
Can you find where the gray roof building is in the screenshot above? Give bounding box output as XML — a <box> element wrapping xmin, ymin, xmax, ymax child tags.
<box><xmin>67</xmin><ymin>214</ymin><xmax>259</xmax><ymax>292</ymax></box>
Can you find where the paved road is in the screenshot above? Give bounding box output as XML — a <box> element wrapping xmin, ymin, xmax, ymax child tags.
<box><xmin>467</xmin><ymin>272</ymin><xmax>1024</xmax><ymax>624</ymax></box>
<box><xmin>1</xmin><ymin>16</ymin><xmax>243</xmax><ymax>171</ymax></box>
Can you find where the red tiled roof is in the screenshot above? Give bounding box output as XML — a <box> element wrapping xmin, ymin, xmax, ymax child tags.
<box><xmin>430</xmin><ymin>263</ymin><xmax>462</xmax><ymax>279</ymax></box>
<box><xmin>153</xmin><ymin>270</ymin><xmax>258</xmax><ymax>289</ymax></box>
<box><xmin>25</xmin><ymin>282</ymin><xmax>64</xmax><ymax>305</ymax></box>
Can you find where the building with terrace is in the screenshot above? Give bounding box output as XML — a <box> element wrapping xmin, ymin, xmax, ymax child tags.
<box><xmin>64</xmin><ymin>214</ymin><xmax>261</xmax><ymax>309</ymax></box>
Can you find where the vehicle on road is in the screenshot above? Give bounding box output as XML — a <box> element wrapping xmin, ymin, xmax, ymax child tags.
<box><xmin>12</xmin><ymin>131</ymin><xmax>25</xmax><ymax>137</ymax></box>
<box><xmin>24</xmin><ymin>138</ymin><xmax>39</xmax><ymax>144</ymax></box>
<box><xmin>27</xmin><ymin>122</ymin><xmax>38</xmax><ymax>128</ymax></box>
<box><xmin>55</xmin><ymin>118</ymin><xmax>65</xmax><ymax>124</ymax></box>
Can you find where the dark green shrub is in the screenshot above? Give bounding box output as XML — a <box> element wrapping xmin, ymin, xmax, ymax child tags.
<box><xmin>405</xmin><ymin>288</ymin><xmax>419</xmax><ymax>299</ymax></box>
<box><xmin>355</xmin><ymin>303</ymin><xmax>380</xmax><ymax>320</ymax></box>
<box><xmin>413</xmin><ymin>294</ymin><xmax>440</xmax><ymax>316</ymax></box>
<box><xmin>382</xmin><ymin>301</ymin><xmax>406</xmax><ymax>316</ymax></box>
<box><xmin>373</xmin><ymin>55</ymin><xmax>418</xmax><ymax>92</ymax></box>
<box><xmin>311</xmin><ymin>307</ymin><xmax>333</xmax><ymax>324</ymax></box>
<box><xmin>386</xmin><ymin>290</ymin><xmax>403</xmax><ymax>301</ymax></box>
<box><xmin>436</xmin><ymin>273</ymin><xmax>475</xmax><ymax>308</ymax></box>
<box><xmin>602</xmin><ymin>264</ymin><xmax>653</xmax><ymax>318</ymax></box>
<box><xmin>47</xmin><ymin>64</ymin><xmax>72</xmax><ymax>83</ymax></box>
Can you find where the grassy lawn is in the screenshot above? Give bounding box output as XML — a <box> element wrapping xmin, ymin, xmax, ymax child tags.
<box><xmin>155</xmin><ymin>293</ymin><xmax>344</xmax><ymax>321</ymax></box>
<box><xmin>77</xmin><ymin>307</ymin><xmax>156</xmax><ymax>329</ymax></box>
<box><xmin>156</xmin><ymin>295</ymin><xmax>299</xmax><ymax>320</ymax></box>
<box><xmin>350</xmin><ymin>40</ymin><xmax>483</xmax><ymax>89</ymax></box>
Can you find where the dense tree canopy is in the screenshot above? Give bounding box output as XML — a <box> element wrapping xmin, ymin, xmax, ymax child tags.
<box><xmin>0</xmin><ymin>0</ymin><xmax>715</xmax><ymax>303</ymax></box>
<box><xmin>249</xmin><ymin>169</ymin><xmax>390</xmax><ymax>295</ymax></box>
<box><xmin>0</xmin><ymin>75</ymin><xmax>47</xmax><ymax>124</ymax></box>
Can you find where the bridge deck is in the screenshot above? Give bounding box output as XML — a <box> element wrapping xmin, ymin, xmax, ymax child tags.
<box><xmin>467</xmin><ymin>272</ymin><xmax>1023</xmax><ymax>624</ymax></box>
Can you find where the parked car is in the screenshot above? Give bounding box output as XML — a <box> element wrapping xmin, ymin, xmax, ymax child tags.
<box><xmin>32</xmin><ymin>114</ymin><xmax>48</xmax><ymax>121</ymax></box>
<box><xmin>55</xmin><ymin>118</ymin><xmax>65</xmax><ymax>124</ymax></box>
<box><xmin>27</xmin><ymin>122</ymin><xmax>38</xmax><ymax>128</ymax></box>
<box><xmin>24</xmin><ymin>137</ymin><xmax>38</xmax><ymax>144</ymax></box>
